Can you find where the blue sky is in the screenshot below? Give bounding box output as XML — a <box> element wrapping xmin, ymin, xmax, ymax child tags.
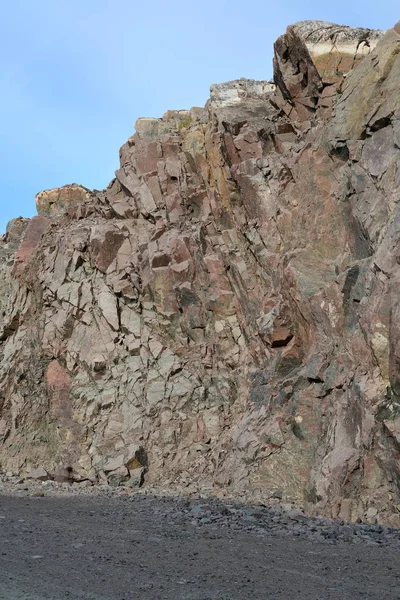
<box><xmin>0</xmin><ymin>0</ymin><xmax>399</xmax><ymax>233</ymax></box>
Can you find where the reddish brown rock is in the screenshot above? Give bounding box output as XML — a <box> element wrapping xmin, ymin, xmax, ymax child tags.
<box><xmin>2</xmin><ymin>20</ymin><xmax>400</xmax><ymax>525</ymax></box>
<box><xmin>13</xmin><ymin>216</ymin><xmax>50</xmax><ymax>277</ymax></box>
<box><xmin>272</xmin><ymin>22</ymin><xmax>384</xmax><ymax>123</ymax></box>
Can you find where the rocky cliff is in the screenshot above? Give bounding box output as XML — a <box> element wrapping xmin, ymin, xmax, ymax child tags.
<box><xmin>2</xmin><ymin>20</ymin><xmax>400</xmax><ymax>525</ymax></box>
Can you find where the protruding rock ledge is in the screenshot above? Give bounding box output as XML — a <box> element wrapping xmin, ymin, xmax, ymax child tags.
<box><xmin>210</xmin><ymin>79</ymin><xmax>275</xmax><ymax>108</ymax></box>
<box><xmin>35</xmin><ymin>183</ymin><xmax>93</xmax><ymax>217</ymax></box>
<box><xmin>294</xmin><ymin>20</ymin><xmax>384</xmax><ymax>83</ymax></box>
<box><xmin>134</xmin><ymin>107</ymin><xmax>206</xmax><ymax>140</ymax></box>
<box><xmin>272</xmin><ymin>20</ymin><xmax>384</xmax><ymax>123</ymax></box>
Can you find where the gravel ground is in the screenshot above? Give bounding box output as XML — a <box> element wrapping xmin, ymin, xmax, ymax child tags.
<box><xmin>1</xmin><ymin>489</ymin><xmax>400</xmax><ymax>600</ymax></box>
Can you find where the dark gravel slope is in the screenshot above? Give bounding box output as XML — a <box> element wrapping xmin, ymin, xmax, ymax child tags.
<box><xmin>0</xmin><ymin>494</ymin><xmax>399</xmax><ymax>600</ymax></box>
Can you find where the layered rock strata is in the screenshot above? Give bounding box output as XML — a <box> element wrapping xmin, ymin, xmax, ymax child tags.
<box><xmin>1</xmin><ymin>21</ymin><xmax>400</xmax><ymax>525</ymax></box>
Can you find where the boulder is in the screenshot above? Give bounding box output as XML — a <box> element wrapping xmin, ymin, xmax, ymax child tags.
<box><xmin>26</xmin><ymin>468</ymin><xmax>51</xmax><ymax>482</ymax></box>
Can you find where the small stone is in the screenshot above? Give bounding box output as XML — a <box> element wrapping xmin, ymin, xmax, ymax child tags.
<box><xmin>271</xmin><ymin>490</ymin><xmax>283</xmax><ymax>500</ymax></box>
<box><xmin>123</xmin><ymin>467</ymin><xmax>145</xmax><ymax>489</ymax></box>
<box><xmin>54</xmin><ymin>466</ymin><xmax>74</xmax><ymax>483</ymax></box>
<box><xmin>26</xmin><ymin>468</ymin><xmax>50</xmax><ymax>482</ymax></box>
<box><xmin>73</xmin><ymin>479</ymin><xmax>93</xmax><ymax>488</ymax></box>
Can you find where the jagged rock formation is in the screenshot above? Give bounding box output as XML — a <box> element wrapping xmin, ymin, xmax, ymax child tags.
<box><xmin>295</xmin><ymin>20</ymin><xmax>383</xmax><ymax>83</ymax></box>
<box><xmin>1</xmin><ymin>20</ymin><xmax>400</xmax><ymax>525</ymax></box>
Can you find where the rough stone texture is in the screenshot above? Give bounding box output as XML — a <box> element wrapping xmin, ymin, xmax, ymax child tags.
<box><xmin>2</xmin><ymin>20</ymin><xmax>400</xmax><ymax>527</ymax></box>
<box><xmin>294</xmin><ymin>21</ymin><xmax>384</xmax><ymax>83</ymax></box>
<box><xmin>36</xmin><ymin>184</ymin><xmax>93</xmax><ymax>217</ymax></box>
<box><xmin>273</xmin><ymin>24</ymin><xmax>323</xmax><ymax>122</ymax></box>
<box><xmin>26</xmin><ymin>467</ymin><xmax>50</xmax><ymax>481</ymax></box>
<box><xmin>0</xmin><ymin>218</ymin><xmax>29</xmax><ymax>340</ymax></box>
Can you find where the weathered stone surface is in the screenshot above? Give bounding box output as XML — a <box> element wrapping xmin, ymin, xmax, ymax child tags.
<box><xmin>26</xmin><ymin>467</ymin><xmax>50</xmax><ymax>481</ymax></box>
<box><xmin>2</xmin><ymin>19</ymin><xmax>400</xmax><ymax>525</ymax></box>
<box><xmin>273</xmin><ymin>24</ymin><xmax>323</xmax><ymax>122</ymax></box>
<box><xmin>294</xmin><ymin>21</ymin><xmax>384</xmax><ymax>83</ymax></box>
<box><xmin>13</xmin><ymin>216</ymin><xmax>50</xmax><ymax>277</ymax></box>
<box><xmin>210</xmin><ymin>79</ymin><xmax>275</xmax><ymax>108</ymax></box>
<box><xmin>272</xmin><ymin>22</ymin><xmax>384</xmax><ymax>123</ymax></box>
<box><xmin>36</xmin><ymin>184</ymin><xmax>92</xmax><ymax>217</ymax></box>
<box><xmin>0</xmin><ymin>218</ymin><xmax>29</xmax><ymax>341</ymax></box>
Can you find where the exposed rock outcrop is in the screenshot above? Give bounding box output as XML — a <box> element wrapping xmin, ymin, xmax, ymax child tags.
<box><xmin>295</xmin><ymin>20</ymin><xmax>384</xmax><ymax>83</ymax></box>
<box><xmin>36</xmin><ymin>184</ymin><xmax>93</xmax><ymax>217</ymax></box>
<box><xmin>2</xmin><ymin>20</ymin><xmax>400</xmax><ymax>526</ymax></box>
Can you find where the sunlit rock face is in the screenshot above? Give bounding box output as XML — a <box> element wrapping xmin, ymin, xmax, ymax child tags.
<box><xmin>2</xmin><ymin>20</ymin><xmax>400</xmax><ymax>526</ymax></box>
<box><xmin>35</xmin><ymin>184</ymin><xmax>93</xmax><ymax>217</ymax></box>
<box><xmin>294</xmin><ymin>20</ymin><xmax>384</xmax><ymax>83</ymax></box>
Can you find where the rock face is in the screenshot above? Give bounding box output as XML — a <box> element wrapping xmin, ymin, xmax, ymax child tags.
<box><xmin>36</xmin><ymin>184</ymin><xmax>93</xmax><ymax>217</ymax></box>
<box><xmin>294</xmin><ymin>20</ymin><xmax>384</xmax><ymax>83</ymax></box>
<box><xmin>2</xmin><ymin>20</ymin><xmax>400</xmax><ymax>525</ymax></box>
